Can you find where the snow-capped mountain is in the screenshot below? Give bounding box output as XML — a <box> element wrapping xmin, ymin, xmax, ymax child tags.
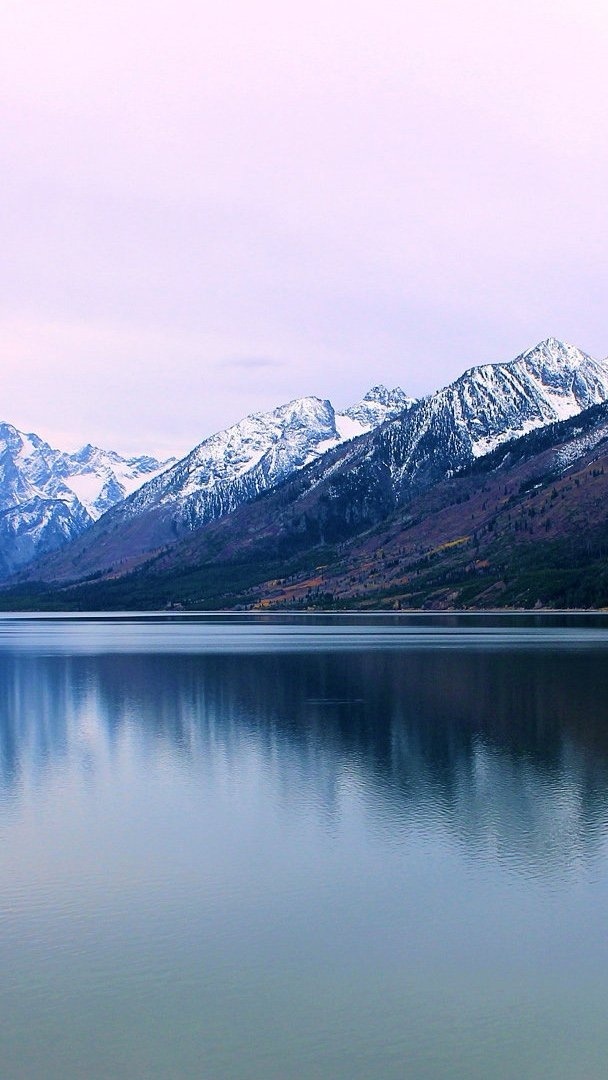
<box><xmin>8</xmin><ymin>338</ymin><xmax>608</xmax><ymax>590</ymax></box>
<box><xmin>0</xmin><ymin>423</ymin><xmax>172</xmax><ymax>577</ymax></box>
<box><xmin>10</xmin><ymin>386</ymin><xmax>412</xmax><ymax>582</ymax></box>
<box><xmin>343</xmin><ymin>385</ymin><xmax>415</xmax><ymax>428</ymax></box>
<box><xmin>357</xmin><ymin>338</ymin><xmax>608</xmax><ymax>504</ymax></box>
<box><xmin>55</xmin><ymin>444</ymin><xmax>175</xmax><ymax>520</ymax></box>
<box><xmin>157</xmin><ymin>336</ymin><xmax>608</xmax><ymax>554</ymax></box>
<box><xmin>444</xmin><ymin>338</ymin><xmax>608</xmax><ymax>460</ymax></box>
<box><xmin>117</xmin><ymin>385</ymin><xmax>412</xmax><ymax>526</ymax></box>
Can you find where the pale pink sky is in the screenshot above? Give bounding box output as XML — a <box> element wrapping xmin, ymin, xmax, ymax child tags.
<box><xmin>2</xmin><ymin>0</ymin><xmax>607</xmax><ymax>456</ymax></box>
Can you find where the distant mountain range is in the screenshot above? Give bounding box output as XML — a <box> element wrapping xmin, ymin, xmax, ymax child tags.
<box><xmin>4</xmin><ymin>337</ymin><xmax>608</xmax><ymax>609</ymax></box>
<box><xmin>0</xmin><ymin>386</ymin><xmax>411</xmax><ymax>578</ymax></box>
<box><xmin>0</xmin><ymin>426</ymin><xmax>173</xmax><ymax>578</ymax></box>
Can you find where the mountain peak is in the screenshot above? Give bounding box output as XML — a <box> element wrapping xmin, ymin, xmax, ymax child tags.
<box><xmin>535</xmin><ymin>336</ymin><xmax>567</xmax><ymax>349</ymax></box>
<box><xmin>344</xmin><ymin>386</ymin><xmax>414</xmax><ymax>430</ymax></box>
<box><xmin>455</xmin><ymin>339</ymin><xmax>600</xmax><ymax>393</ymax></box>
<box><xmin>361</xmin><ymin>384</ymin><xmax>410</xmax><ymax>406</ymax></box>
<box><xmin>518</xmin><ymin>338</ymin><xmax>594</xmax><ymax>367</ymax></box>
<box><xmin>274</xmin><ymin>395</ymin><xmax>334</xmax><ymax>425</ymax></box>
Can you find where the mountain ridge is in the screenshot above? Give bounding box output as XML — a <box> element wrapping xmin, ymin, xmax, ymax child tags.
<box><xmin>4</xmin><ymin>337</ymin><xmax>608</xmax><ymax>598</ymax></box>
<box><xmin>10</xmin><ymin>384</ymin><xmax>412</xmax><ymax>582</ymax></box>
<box><xmin>7</xmin><ymin>393</ymin><xmax>608</xmax><ymax>611</ymax></box>
<box><xmin>9</xmin><ymin>337</ymin><xmax>608</xmax><ymax>595</ymax></box>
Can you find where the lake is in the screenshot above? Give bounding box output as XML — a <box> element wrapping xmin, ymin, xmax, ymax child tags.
<box><xmin>1</xmin><ymin>614</ymin><xmax>608</xmax><ymax>1079</ymax></box>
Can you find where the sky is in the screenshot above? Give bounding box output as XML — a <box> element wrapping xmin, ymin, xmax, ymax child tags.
<box><xmin>2</xmin><ymin>0</ymin><xmax>608</xmax><ymax>458</ymax></box>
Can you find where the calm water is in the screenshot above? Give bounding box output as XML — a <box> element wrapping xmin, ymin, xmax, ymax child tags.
<box><xmin>1</xmin><ymin>614</ymin><xmax>608</xmax><ymax>1079</ymax></box>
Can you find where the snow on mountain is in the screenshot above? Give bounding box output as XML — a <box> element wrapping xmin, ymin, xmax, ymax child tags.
<box><xmin>373</xmin><ymin>338</ymin><xmax>608</xmax><ymax>497</ymax></box>
<box><xmin>11</xmin><ymin>386</ymin><xmax>414</xmax><ymax>582</ymax></box>
<box><xmin>464</xmin><ymin>338</ymin><xmax>608</xmax><ymax>457</ymax></box>
<box><xmin>344</xmin><ymin>385</ymin><xmax>415</xmax><ymax>429</ymax></box>
<box><xmin>0</xmin><ymin>423</ymin><xmax>171</xmax><ymax>577</ymax></box>
<box><xmin>219</xmin><ymin>339</ymin><xmax>608</xmax><ymax>548</ymax></box>
<box><xmin>104</xmin><ymin>387</ymin><xmax>412</xmax><ymax>530</ymax></box>
<box><xmin>57</xmin><ymin>444</ymin><xmax>175</xmax><ymax>519</ymax></box>
<box><xmin>8</xmin><ymin>337</ymin><xmax>608</xmax><ymax>589</ymax></box>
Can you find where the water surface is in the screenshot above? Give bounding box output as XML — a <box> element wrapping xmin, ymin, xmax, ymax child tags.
<box><xmin>1</xmin><ymin>614</ymin><xmax>608</xmax><ymax>1079</ymax></box>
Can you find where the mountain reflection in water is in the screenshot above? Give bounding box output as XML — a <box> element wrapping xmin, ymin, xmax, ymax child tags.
<box><xmin>2</xmin><ymin>622</ymin><xmax>608</xmax><ymax>878</ymax></box>
<box><xmin>3</xmin><ymin>617</ymin><xmax>608</xmax><ymax>1080</ymax></box>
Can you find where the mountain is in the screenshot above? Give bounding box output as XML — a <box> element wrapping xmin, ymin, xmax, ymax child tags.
<box><xmin>358</xmin><ymin>337</ymin><xmax>608</xmax><ymax>502</ymax></box>
<box><xmin>6</xmin><ymin>337</ymin><xmax>608</xmax><ymax>600</ymax></box>
<box><xmin>269</xmin><ymin>337</ymin><xmax>608</xmax><ymax>531</ymax></box>
<box><xmin>12</xmin><ymin>386</ymin><xmax>412</xmax><ymax>582</ymax></box>
<box><xmin>0</xmin><ymin>423</ymin><xmax>172</xmax><ymax>577</ymax></box>
<box><xmin>11</xmin><ymin>393</ymin><xmax>608</xmax><ymax>612</ymax></box>
<box><xmin>148</xmin><ymin>395</ymin><xmax>608</xmax><ymax>610</ymax></box>
<box><xmin>342</xmin><ymin>384</ymin><xmax>414</xmax><ymax>427</ymax></box>
<box><xmin>176</xmin><ymin>336</ymin><xmax>608</xmax><ymax>555</ymax></box>
<box><xmin>106</xmin><ymin>385</ymin><xmax>413</xmax><ymax>536</ymax></box>
<box><xmin>55</xmin><ymin>443</ymin><xmax>176</xmax><ymax>520</ymax></box>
